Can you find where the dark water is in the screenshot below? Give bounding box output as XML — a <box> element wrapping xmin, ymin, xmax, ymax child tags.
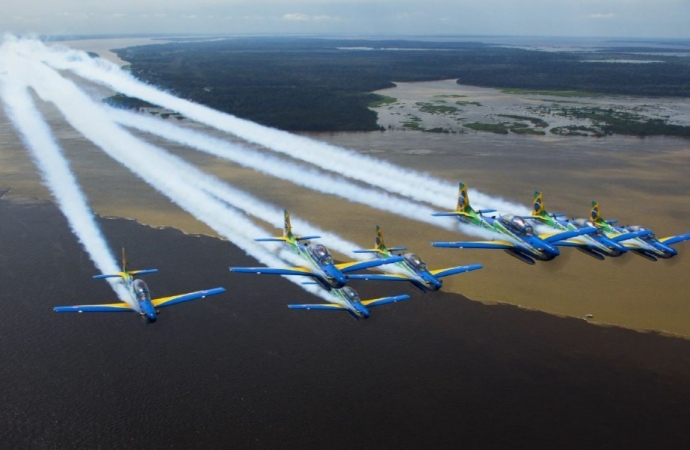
<box><xmin>2</xmin><ymin>197</ymin><xmax>690</xmax><ymax>449</ymax></box>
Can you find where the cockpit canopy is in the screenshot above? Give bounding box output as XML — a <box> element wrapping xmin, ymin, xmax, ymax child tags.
<box><xmin>625</xmin><ymin>225</ymin><xmax>655</xmax><ymax>240</ymax></box>
<box><xmin>571</xmin><ymin>218</ymin><xmax>603</xmax><ymax>236</ymax></box>
<box><xmin>500</xmin><ymin>214</ymin><xmax>534</xmax><ymax>236</ymax></box>
<box><xmin>309</xmin><ymin>244</ymin><xmax>333</xmax><ymax>265</ymax></box>
<box><xmin>132</xmin><ymin>279</ymin><xmax>150</xmax><ymax>303</ymax></box>
<box><xmin>341</xmin><ymin>286</ymin><xmax>361</xmax><ymax>304</ymax></box>
<box><xmin>403</xmin><ymin>253</ymin><xmax>427</xmax><ymax>271</ymax></box>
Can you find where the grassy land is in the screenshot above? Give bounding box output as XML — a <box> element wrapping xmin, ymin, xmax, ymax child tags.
<box><xmin>115</xmin><ymin>37</ymin><xmax>690</xmax><ymax>131</ymax></box>
<box><xmin>415</xmin><ymin>102</ymin><xmax>459</xmax><ymax>114</ymax></box>
<box><xmin>497</xmin><ymin>114</ymin><xmax>549</xmax><ymax>128</ymax></box>
<box><xmin>456</xmin><ymin>100</ymin><xmax>482</xmax><ymax>106</ymax></box>
<box><xmin>369</xmin><ymin>95</ymin><xmax>398</xmax><ymax>107</ymax></box>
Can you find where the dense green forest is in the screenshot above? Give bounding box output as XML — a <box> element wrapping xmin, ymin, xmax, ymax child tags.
<box><xmin>113</xmin><ymin>37</ymin><xmax>690</xmax><ymax>132</ymax></box>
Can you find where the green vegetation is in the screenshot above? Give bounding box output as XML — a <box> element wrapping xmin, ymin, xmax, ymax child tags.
<box><xmin>465</xmin><ymin>121</ymin><xmax>545</xmax><ymax>135</ymax></box>
<box><xmin>114</xmin><ymin>37</ymin><xmax>690</xmax><ymax>131</ymax></box>
<box><xmin>368</xmin><ymin>95</ymin><xmax>397</xmax><ymax>107</ymax></box>
<box><xmin>497</xmin><ymin>114</ymin><xmax>548</xmax><ymax>128</ymax></box>
<box><xmin>415</xmin><ymin>102</ymin><xmax>459</xmax><ymax>114</ymax></box>
<box><xmin>456</xmin><ymin>100</ymin><xmax>482</xmax><ymax>106</ymax></box>
<box><xmin>464</xmin><ymin>122</ymin><xmax>510</xmax><ymax>134</ymax></box>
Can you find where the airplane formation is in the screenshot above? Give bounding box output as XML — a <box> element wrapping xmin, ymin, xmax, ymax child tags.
<box><xmin>53</xmin><ymin>182</ymin><xmax>690</xmax><ymax>323</ymax></box>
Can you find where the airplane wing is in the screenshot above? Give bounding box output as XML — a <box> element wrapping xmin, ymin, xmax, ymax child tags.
<box><xmin>54</xmin><ymin>302</ymin><xmax>133</xmax><ymax>313</ymax></box>
<box><xmin>346</xmin><ymin>273</ymin><xmax>411</xmax><ymax>282</ymax></box>
<box><xmin>336</xmin><ymin>256</ymin><xmax>404</xmax><ymax>273</ymax></box>
<box><xmin>229</xmin><ymin>266</ymin><xmax>314</xmax><ymax>277</ymax></box>
<box><xmin>658</xmin><ymin>233</ymin><xmax>690</xmax><ymax>246</ymax></box>
<box><xmin>361</xmin><ymin>294</ymin><xmax>410</xmax><ymax>308</ymax></box>
<box><xmin>151</xmin><ymin>287</ymin><xmax>226</xmax><ymax>308</ymax></box>
<box><xmin>540</xmin><ymin>227</ymin><xmax>597</xmax><ymax>244</ymax></box>
<box><xmin>430</xmin><ymin>240</ymin><xmax>516</xmax><ymax>249</ymax></box>
<box><xmin>429</xmin><ymin>264</ymin><xmax>483</xmax><ymax>278</ymax></box>
<box><xmin>609</xmin><ymin>229</ymin><xmax>652</xmax><ymax>242</ymax></box>
<box><xmin>287</xmin><ymin>303</ymin><xmax>345</xmax><ymax>310</ymax></box>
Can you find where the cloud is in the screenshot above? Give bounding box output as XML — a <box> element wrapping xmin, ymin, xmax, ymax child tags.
<box><xmin>590</xmin><ymin>13</ymin><xmax>615</xmax><ymax>19</ymax></box>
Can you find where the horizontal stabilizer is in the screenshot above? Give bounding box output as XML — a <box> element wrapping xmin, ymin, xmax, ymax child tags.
<box><xmin>130</xmin><ymin>269</ymin><xmax>159</xmax><ymax>276</ymax></box>
<box><xmin>229</xmin><ymin>266</ymin><xmax>313</xmax><ymax>277</ymax></box>
<box><xmin>255</xmin><ymin>237</ymin><xmax>290</xmax><ymax>242</ymax></box>
<box><xmin>295</xmin><ymin>235</ymin><xmax>321</xmax><ymax>241</ymax></box>
<box><xmin>361</xmin><ymin>294</ymin><xmax>410</xmax><ymax>308</ymax></box>
<box><xmin>477</xmin><ymin>209</ymin><xmax>497</xmax><ymax>215</ymax></box>
<box><xmin>352</xmin><ymin>246</ymin><xmax>407</xmax><ymax>254</ymax></box>
<box><xmin>430</xmin><ymin>263</ymin><xmax>483</xmax><ymax>278</ymax></box>
<box><xmin>287</xmin><ymin>303</ymin><xmax>344</xmax><ymax>310</ymax></box>
<box><xmin>151</xmin><ymin>287</ymin><xmax>226</xmax><ymax>308</ymax></box>
<box><xmin>431</xmin><ymin>240</ymin><xmax>516</xmax><ymax>250</ymax></box>
<box><xmin>660</xmin><ymin>233</ymin><xmax>690</xmax><ymax>246</ymax></box>
<box><xmin>54</xmin><ymin>303</ymin><xmax>133</xmax><ymax>313</ymax></box>
<box><xmin>346</xmin><ymin>273</ymin><xmax>410</xmax><ymax>282</ymax></box>
<box><xmin>93</xmin><ymin>273</ymin><xmax>126</xmax><ymax>280</ymax></box>
<box><xmin>610</xmin><ymin>229</ymin><xmax>651</xmax><ymax>243</ymax></box>
<box><xmin>337</xmin><ymin>256</ymin><xmax>404</xmax><ymax>273</ymax></box>
<box><xmin>542</xmin><ymin>227</ymin><xmax>597</xmax><ymax>244</ymax></box>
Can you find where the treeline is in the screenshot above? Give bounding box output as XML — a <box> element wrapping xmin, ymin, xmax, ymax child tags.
<box><xmin>114</xmin><ymin>38</ymin><xmax>690</xmax><ymax>131</ymax></box>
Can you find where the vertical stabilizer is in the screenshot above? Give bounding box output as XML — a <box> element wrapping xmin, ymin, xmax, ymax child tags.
<box><xmin>121</xmin><ymin>247</ymin><xmax>128</xmax><ymax>274</ymax></box>
<box><xmin>456</xmin><ymin>183</ymin><xmax>472</xmax><ymax>214</ymax></box>
<box><xmin>375</xmin><ymin>225</ymin><xmax>388</xmax><ymax>253</ymax></box>
<box><xmin>532</xmin><ymin>191</ymin><xmax>546</xmax><ymax>216</ymax></box>
<box><xmin>590</xmin><ymin>201</ymin><xmax>602</xmax><ymax>223</ymax></box>
<box><xmin>283</xmin><ymin>209</ymin><xmax>294</xmax><ymax>239</ymax></box>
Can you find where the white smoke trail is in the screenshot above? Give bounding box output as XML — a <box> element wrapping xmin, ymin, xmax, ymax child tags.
<box><xmin>15</xmin><ymin>38</ymin><xmax>530</xmax><ymax>216</ymax></box>
<box><xmin>110</xmin><ymin>108</ymin><xmax>456</xmax><ymax>232</ymax></box>
<box><xmin>7</xmin><ymin>50</ymin><xmax>333</xmax><ymax>301</ymax></box>
<box><xmin>0</xmin><ymin>69</ymin><xmax>131</xmax><ymax>303</ymax></box>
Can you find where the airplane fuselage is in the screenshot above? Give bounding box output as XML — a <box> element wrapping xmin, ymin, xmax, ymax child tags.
<box><xmin>126</xmin><ymin>277</ymin><xmax>157</xmax><ymax>322</ymax></box>
<box><xmin>544</xmin><ymin>216</ymin><xmax>626</xmax><ymax>257</ymax></box>
<box><xmin>331</xmin><ymin>286</ymin><xmax>371</xmax><ymax>319</ymax></box>
<box><xmin>389</xmin><ymin>253</ymin><xmax>443</xmax><ymax>292</ymax></box>
<box><xmin>460</xmin><ymin>213</ymin><xmax>560</xmax><ymax>263</ymax></box>
<box><xmin>290</xmin><ymin>240</ymin><xmax>347</xmax><ymax>290</ymax></box>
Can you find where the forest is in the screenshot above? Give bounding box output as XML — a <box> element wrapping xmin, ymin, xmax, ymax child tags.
<box><xmin>113</xmin><ymin>37</ymin><xmax>690</xmax><ymax>132</ymax></box>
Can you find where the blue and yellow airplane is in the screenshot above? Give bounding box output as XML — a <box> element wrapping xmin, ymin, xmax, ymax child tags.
<box><xmin>288</xmin><ymin>285</ymin><xmax>409</xmax><ymax>320</ymax></box>
<box><xmin>347</xmin><ymin>225</ymin><xmax>483</xmax><ymax>292</ymax></box>
<box><xmin>430</xmin><ymin>182</ymin><xmax>597</xmax><ymax>264</ymax></box>
<box><xmin>528</xmin><ymin>191</ymin><xmax>630</xmax><ymax>260</ymax></box>
<box><xmin>54</xmin><ymin>249</ymin><xmax>226</xmax><ymax>322</ymax></box>
<box><xmin>229</xmin><ymin>210</ymin><xmax>403</xmax><ymax>290</ymax></box>
<box><xmin>590</xmin><ymin>201</ymin><xmax>690</xmax><ymax>261</ymax></box>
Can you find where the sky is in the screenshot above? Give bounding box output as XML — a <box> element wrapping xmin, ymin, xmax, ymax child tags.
<box><xmin>2</xmin><ymin>0</ymin><xmax>690</xmax><ymax>39</ymax></box>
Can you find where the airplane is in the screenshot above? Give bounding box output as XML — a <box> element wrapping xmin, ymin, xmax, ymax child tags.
<box><xmin>429</xmin><ymin>182</ymin><xmax>597</xmax><ymax>264</ymax></box>
<box><xmin>229</xmin><ymin>210</ymin><xmax>404</xmax><ymax>290</ymax></box>
<box><xmin>527</xmin><ymin>191</ymin><xmax>630</xmax><ymax>260</ymax></box>
<box><xmin>346</xmin><ymin>225</ymin><xmax>483</xmax><ymax>292</ymax></box>
<box><xmin>54</xmin><ymin>249</ymin><xmax>226</xmax><ymax>322</ymax></box>
<box><xmin>288</xmin><ymin>285</ymin><xmax>410</xmax><ymax>320</ymax></box>
<box><xmin>590</xmin><ymin>201</ymin><xmax>690</xmax><ymax>261</ymax></box>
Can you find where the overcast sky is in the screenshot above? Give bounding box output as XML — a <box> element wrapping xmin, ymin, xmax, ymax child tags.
<box><xmin>3</xmin><ymin>0</ymin><xmax>689</xmax><ymax>39</ymax></box>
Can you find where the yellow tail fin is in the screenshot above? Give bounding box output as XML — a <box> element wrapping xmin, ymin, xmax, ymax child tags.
<box><xmin>456</xmin><ymin>183</ymin><xmax>470</xmax><ymax>213</ymax></box>
<box><xmin>532</xmin><ymin>191</ymin><xmax>545</xmax><ymax>216</ymax></box>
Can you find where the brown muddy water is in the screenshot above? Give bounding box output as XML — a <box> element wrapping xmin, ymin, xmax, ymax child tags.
<box><xmin>1</xmin><ymin>72</ymin><xmax>689</xmax><ymax>337</ymax></box>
